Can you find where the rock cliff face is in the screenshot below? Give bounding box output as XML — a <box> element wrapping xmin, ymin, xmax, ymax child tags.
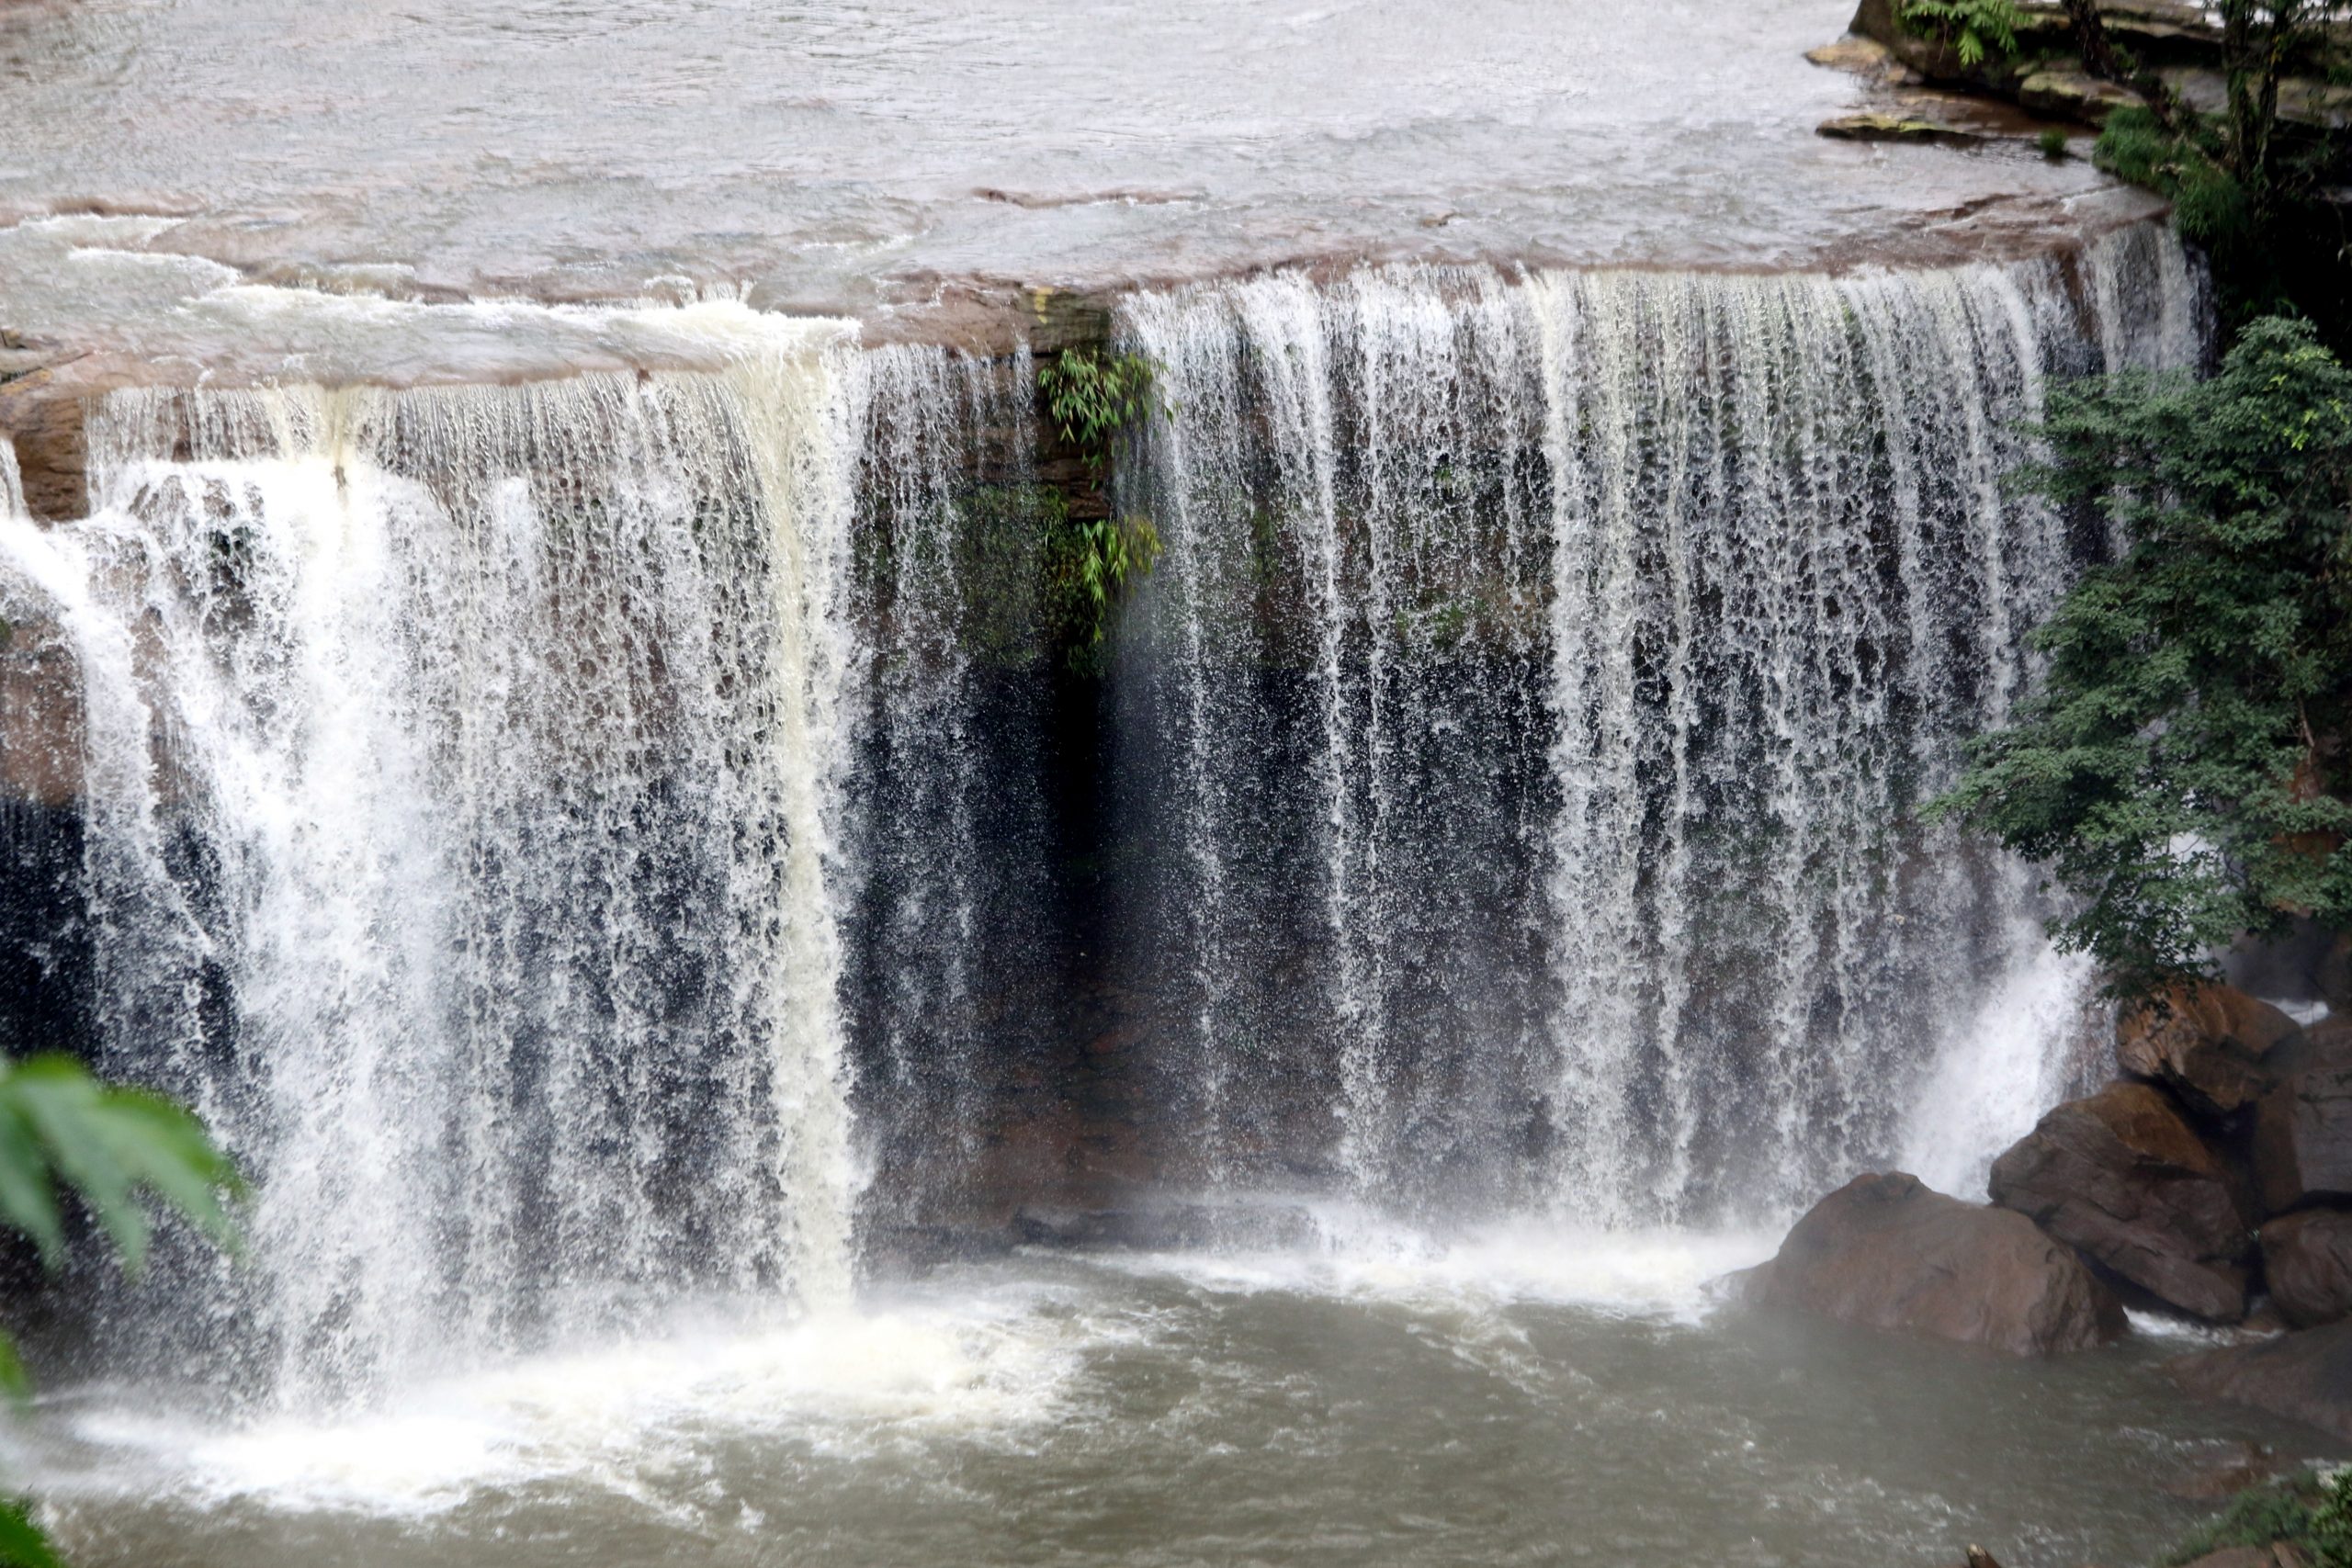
<box><xmin>1732</xmin><ymin>1171</ymin><xmax>2126</xmax><ymax>1355</ymax></box>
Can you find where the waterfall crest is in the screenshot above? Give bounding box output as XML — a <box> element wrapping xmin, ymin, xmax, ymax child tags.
<box><xmin>0</xmin><ymin>313</ymin><xmax>863</xmax><ymax>1407</ymax></box>
<box><xmin>1118</xmin><ymin>230</ymin><xmax>2202</xmax><ymax>1222</ymax></box>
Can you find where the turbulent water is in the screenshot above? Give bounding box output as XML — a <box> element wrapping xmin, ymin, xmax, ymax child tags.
<box><xmin>0</xmin><ymin>225</ymin><xmax>2269</xmax><ymax>1563</ymax></box>
<box><xmin>4</xmin><ymin>1229</ymin><xmax>2327</xmax><ymax>1568</ymax></box>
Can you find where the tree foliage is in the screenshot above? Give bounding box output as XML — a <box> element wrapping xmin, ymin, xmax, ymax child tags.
<box><xmin>1895</xmin><ymin>0</ymin><xmax>2027</xmax><ymax>67</ymax></box>
<box><xmin>0</xmin><ymin>1055</ymin><xmax>241</xmax><ymax>1564</ymax></box>
<box><xmin>1935</xmin><ymin>319</ymin><xmax>2352</xmax><ymax>996</ymax></box>
<box><xmin>2084</xmin><ymin>1</ymin><xmax>2350</xmax><ymax>332</ymax></box>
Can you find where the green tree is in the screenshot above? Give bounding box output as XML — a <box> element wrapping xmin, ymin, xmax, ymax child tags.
<box><xmin>0</xmin><ymin>1055</ymin><xmax>241</xmax><ymax>1566</ymax></box>
<box><xmin>1934</xmin><ymin>318</ymin><xmax>2352</xmax><ymax>997</ymax></box>
<box><xmin>2075</xmin><ymin>1</ymin><xmax>2350</xmax><ymax>331</ymax></box>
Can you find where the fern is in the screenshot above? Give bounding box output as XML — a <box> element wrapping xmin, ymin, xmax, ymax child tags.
<box><xmin>1035</xmin><ymin>349</ymin><xmax>1172</xmax><ymax>667</ymax></box>
<box><xmin>1895</xmin><ymin>0</ymin><xmax>2026</xmax><ymax>67</ymax></box>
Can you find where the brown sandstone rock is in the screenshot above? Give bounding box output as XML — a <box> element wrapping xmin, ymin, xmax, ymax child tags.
<box><xmin>1733</xmin><ymin>1171</ymin><xmax>2123</xmax><ymax>1356</ymax></box>
<box><xmin>0</xmin><ymin>367</ymin><xmax>91</xmax><ymax>522</ymax></box>
<box><xmin>1816</xmin><ymin>112</ymin><xmax>1983</xmax><ymax>146</ymax></box>
<box><xmin>1989</xmin><ymin>1082</ymin><xmax>2256</xmax><ymax>1322</ymax></box>
<box><xmin>2260</xmin><ymin>1208</ymin><xmax>2352</xmax><ymax>1327</ymax></box>
<box><xmin>2253</xmin><ymin>1038</ymin><xmax>2352</xmax><ymax>1216</ymax></box>
<box><xmin>2174</xmin><ymin>1318</ymin><xmax>2352</xmax><ymax>1441</ymax></box>
<box><xmin>2016</xmin><ymin>65</ymin><xmax>2143</xmax><ymax>125</ymax></box>
<box><xmin>2117</xmin><ymin>984</ymin><xmax>2302</xmax><ymax>1122</ymax></box>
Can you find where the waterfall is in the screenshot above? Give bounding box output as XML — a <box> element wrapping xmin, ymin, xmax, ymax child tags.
<box><xmin>0</xmin><ymin>309</ymin><xmax>864</xmax><ymax>1408</ymax></box>
<box><xmin>840</xmin><ymin>343</ymin><xmax>1076</xmax><ymax>1243</ymax></box>
<box><xmin>0</xmin><ymin>225</ymin><xmax>2212</xmax><ymax>1400</ymax></box>
<box><xmin>1119</xmin><ymin>228</ymin><xmax>2204</xmax><ymax>1224</ymax></box>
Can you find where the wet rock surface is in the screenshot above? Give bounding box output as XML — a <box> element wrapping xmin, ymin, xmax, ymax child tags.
<box><xmin>2260</xmin><ymin>1209</ymin><xmax>2352</xmax><ymax>1328</ymax></box>
<box><xmin>1733</xmin><ymin>1171</ymin><xmax>2124</xmax><ymax>1356</ymax></box>
<box><xmin>2161</xmin><ymin>1439</ymin><xmax>2291</xmax><ymax>1502</ymax></box>
<box><xmin>2255</xmin><ymin>1030</ymin><xmax>2352</xmax><ymax>1216</ymax></box>
<box><xmin>1817</xmin><ymin>112</ymin><xmax>1984</xmax><ymax>145</ymax></box>
<box><xmin>2176</xmin><ymin>1547</ymin><xmax>2314</xmax><ymax>1568</ymax></box>
<box><xmin>1990</xmin><ymin>1081</ymin><xmax>2256</xmax><ymax>1322</ymax></box>
<box><xmin>2174</xmin><ymin>1318</ymin><xmax>2352</xmax><ymax>1441</ymax></box>
<box><xmin>2117</xmin><ymin>985</ymin><xmax>2303</xmax><ymax>1122</ymax></box>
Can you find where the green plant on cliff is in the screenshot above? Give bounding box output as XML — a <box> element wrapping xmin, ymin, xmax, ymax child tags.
<box><xmin>1038</xmin><ymin>348</ymin><xmax>1163</xmax><ymax>483</ymax></box>
<box><xmin>1894</xmin><ymin>0</ymin><xmax>2026</xmax><ymax>67</ymax></box>
<box><xmin>1933</xmin><ymin>319</ymin><xmax>2352</xmax><ymax>998</ymax></box>
<box><xmin>1035</xmin><ymin>349</ymin><xmax>1171</xmax><ymax>671</ymax></box>
<box><xmin>1046</xmin><ymin>513</ymin><xmax>1160</xmax><ymax>663</ymax></box>
<box><xmin>2156</xmin><ymin>1468</ymin><xmax>2352</xmax><ymax>1567</ymax></box>
<box><xmin>2313</xmin><ymin>1470</ymin><xmax>2352</xmax><ymax>1568</ymax></box>
<box><xmin>0</xmin><ymin>1055</ymin><xmax>242</xmax><ymax>1565</ymax></box>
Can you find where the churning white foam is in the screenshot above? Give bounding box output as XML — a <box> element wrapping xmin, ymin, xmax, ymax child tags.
<box><xmin>1072</xmin><ymin>1202</ymin><xmax>1778</xmax><ymax>1325</ymax></box>
<box><xmin>31</xmin><ymin>1286</ymin><xmax>1089</xmax><ymax>1518</ymax></box>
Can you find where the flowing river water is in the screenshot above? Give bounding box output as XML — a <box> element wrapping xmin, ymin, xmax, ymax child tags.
<box><xmin>0</xmin><ymin>1</ymin><xmax>2336</xmax><ymax>1563</ymax></box>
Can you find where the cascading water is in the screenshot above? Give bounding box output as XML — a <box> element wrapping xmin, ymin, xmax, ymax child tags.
<box><xmin>0</xmin><ymin>224</ymin><xmax>2205</xmax><ymax>1404</ymax></box>
<box><xmin>839</xmin><ymin>343</ymin><xmax>1080</xmax><ymax>1242</ymax></box>
<box><xmin>0</xmin><ymin>309</ymin><xmax>865</xmax><ymax>1408</ymax></box>
<box><xmin>1117</xmin><ymin>224</ymin><xmax>2204</xmax><ymax>1224</ymax></box>
<box><xmin>2</xmin><ymin>231</ymin><xmax>2301</xmax><ymax>1568</ymax></box>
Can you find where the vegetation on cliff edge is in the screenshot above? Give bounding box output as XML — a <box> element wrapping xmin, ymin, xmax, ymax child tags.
<box><xmin>1934</xmin><ymin>319</ymin><xmax>2352</xmax><ymax>997</ymax></box>
<box><xmin>2078</xmin><ymin>1</ymin><xmax>2351</xmax><ymax>338</ymax></box>
<box><xmin>1036</xmin><ymin>348</ymin><xmax>1168</xmax><ymax>671</ymax></box>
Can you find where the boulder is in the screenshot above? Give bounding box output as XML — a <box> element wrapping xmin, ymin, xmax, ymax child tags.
<box><xmin>1805</xmin><ymin>34</ymin><xmax>1902</xmax><ymax>77</ymax></box>
<box><xmin>2253</xmin><ymin>1035</ymin><xmax>2352</xmax><ymax>1215</ymax></box>
<box><xmin>2260</xmin><ymin>1209</ymin><xmax>2352</xmax><ymax>1327</ymax></box>
<box><xmin>1733</xmin><ymin>1171</ymin><xmax>2124</xmax><ymax>1356</ymax></box>
<box><xmin>2173</xmin><ymin>1318</ymin><xmax>2352</xmax><ymax>1441</ymax></box>
<box><xmin>1989</xmin><ymin>1082</ymin><xmax>2256</xmax><ymax>1322</ymax></box>
<box><xmin>2116</xmin><ymin>984</ymin><xmax>2302</xmax><ymax>1122</ymax></box>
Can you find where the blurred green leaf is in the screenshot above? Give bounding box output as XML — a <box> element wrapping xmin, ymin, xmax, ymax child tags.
<box><xmin>0</xmin><ymin>1500</ymin><xmax>60</xmax><ymax>1568</ymax></box>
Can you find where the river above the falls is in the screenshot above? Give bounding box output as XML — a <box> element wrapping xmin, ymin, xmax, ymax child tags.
<box><xmin>0</xmin><ymin>0</ymin><xmax>2134</xmax><ymax>370</ymax></box>
<box><xmin>9</xmin><ymin>1223</ymin><xmax>2324</xmax><ymax>1568</ymax></box>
